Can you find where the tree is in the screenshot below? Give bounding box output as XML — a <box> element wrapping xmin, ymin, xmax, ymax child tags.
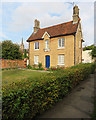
<box><xmin>2</xmin><ymin>40</ymin><xmax>22</xmax><ymax>59</ymax></box>
<box><xmin>83</xmin><ymin>45</ymin><xmax>94</xmax><ymax>51</ymax></box>
<box><xmin>91</xmin><ymin>46</ymin><xmax>96</xmax><ymax>59</ymax></box>
<box><xmin>24</xmin><ymin>49</ymin><xmax>27</xmax><ymax>58</ymax></box>
<box><xmin>0</xmin><ymin>42</ymin><xmax>2</xmax><ymax>59</ymax></box>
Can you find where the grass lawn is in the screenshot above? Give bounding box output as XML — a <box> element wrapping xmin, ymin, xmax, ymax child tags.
<box><xmin>2</xmin><ymin>69</ymin><xmax>47</xmax><ymax>87</ymax></box>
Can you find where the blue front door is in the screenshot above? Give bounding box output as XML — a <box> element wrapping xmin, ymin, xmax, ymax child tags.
<box><xmin>45</xmin><ymin>55</ymin><xmax>50</xmax><ymax>68</ymax></box>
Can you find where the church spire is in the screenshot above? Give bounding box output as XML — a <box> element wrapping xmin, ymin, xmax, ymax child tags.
<box><xmin>20</xmin><ymin>37</ymin><xmax>24</xmax><ymax>50</ymax></box>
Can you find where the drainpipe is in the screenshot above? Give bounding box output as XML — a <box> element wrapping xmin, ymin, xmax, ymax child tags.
<box><xmin>29</xmin><ymin>42</ymin><xmax>30</xmax><ymax>65</ymax></box>
<box><xmin>74</xmin><ymin>34</ymin><xmax>76</xmax><ymax>65</ymax></box>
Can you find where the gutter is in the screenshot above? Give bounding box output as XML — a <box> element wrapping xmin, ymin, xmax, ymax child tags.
<box><xmin>27</xmin><ymin>32</ymin><xmax>76</xmax><ymax>42</ymax></box>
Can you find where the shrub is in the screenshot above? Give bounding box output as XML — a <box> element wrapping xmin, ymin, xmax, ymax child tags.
<box><xmin>27</xmin><ymin>65</ymin><xmax>32</xmax><ymax>69</ymax></box>
<box><xmin>50</xmin><ymin>67</ymin><xmax>65</xmax><ymax>71</ymax></box>
<box><xmin>32</xmin><ymin>64</ymin><xmax>36</xmax><ymax>69</ymax></box>
<box><xmin>2</xmin><ymin>63</ymin><xmax>96</xmax><ymax>120</ymax></box>
<box><xmin>38</xmin><ymin>63</ymin><xmax>42</xmax><ymax>69</ymax></box>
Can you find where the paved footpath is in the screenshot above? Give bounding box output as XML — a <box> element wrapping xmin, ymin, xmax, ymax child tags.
<box><xmin>37</xmin><ymin>73</ymin><xmax>95</xmax><ymax>119</ymax></box>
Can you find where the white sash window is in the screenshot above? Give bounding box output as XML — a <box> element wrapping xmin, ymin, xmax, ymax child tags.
<box><xmin>35</xmin><ymin>42</ymin><xmax>39</xmax><ymax>50</ymax></box>
<box><xmin>58</xmin><ymin>55</ymin><xmax>64</xmax><ymax>65</ymax></box>
<box><xmin>45</xmin><ymin>40</ymin><xmax>49</xmax><ymax>49</ymax></box>
<box><xmin>34</xmin><ymin>55</ymin><xmax>39</xmax><ymax>64</ymax></box>
<box><xmin>58</xmin><ymin>38</ymin><xmax>65</xmax><ymax>48</ymax></box>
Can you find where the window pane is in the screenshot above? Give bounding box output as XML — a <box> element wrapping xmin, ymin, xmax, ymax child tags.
<box><xmin>35</xmin><ymin>42</ymin><xmax>39</xmax><ymax>49</ymax></box>
<box><xmin>58</xmin><ymin>39</ymin><xmax>61</xmax><ymax>47</ymax></box>
<box><xmin>47</xmin><ymin>40</ymin><xmax>49</xmax><ymax>48</ymax></box>
<box><xmin>62</xmin><ymin>38</ymin><xmax>65</xmax><ymax>47</ymax></box>
<box><xmin>58</xmin><ymin>55</ymin><xmax>64</xmax><ymax>64</ymax></box>
<box><xmin>34</xmin><ymin>56</ymin><xmax>39</xmax><ymax>64</ymax></box>
<box><xmin>37</xmin><ymin>42</ymin><xmax>39</xmax><ymax>49</ymax></box>
<box><xmin>61</xmin><ymin>55</ymin><xmax>64</xmax><ymax>64</ymax></box>
<box><xmin>45</xmin><ymin>40</ymin><xmax>49</xmax><ymax>49</ymax></box>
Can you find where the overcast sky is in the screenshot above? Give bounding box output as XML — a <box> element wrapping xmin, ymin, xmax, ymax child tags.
<box><xmin>0</xmin><ymin>0</ymin><xmax>95</xmax><ymax>48</ymax></box>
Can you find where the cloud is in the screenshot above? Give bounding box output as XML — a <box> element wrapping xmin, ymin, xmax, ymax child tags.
<box><xmin>1</xmin><ymin>2</ymin><xmax>94</xmax><ymax>47</ymax></box>
<box><xmin>78</xmin><ymin>2</ymin><xmax>94</xmax><ymax>46</ymax></box>
<box><xmin>7</xmin><ymin>2</ymin><xmax>72</xmax><ymax>32</ymax></box>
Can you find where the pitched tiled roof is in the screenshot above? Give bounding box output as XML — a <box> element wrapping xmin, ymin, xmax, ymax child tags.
<box><xmin>27</xmin><ymin>20</ymin><xmax>80</xmax><ymax>42</ymax></box>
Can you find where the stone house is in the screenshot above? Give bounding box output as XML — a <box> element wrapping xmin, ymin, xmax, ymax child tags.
<box><xmin>27</xmin><ymin>5</ymin><xmax>84</xmax><ymax>68</ymax></box>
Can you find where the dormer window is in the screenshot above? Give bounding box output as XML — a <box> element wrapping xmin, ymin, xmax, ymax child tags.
<box><xmin>45</xmin><ymin>40</ymin><xmax>49</xmax><ymax>49</ymax></box>
<box><xmin>34</xmin><ymin>42</ymin><xmax>39</xmax><ymax>50</ymax></box>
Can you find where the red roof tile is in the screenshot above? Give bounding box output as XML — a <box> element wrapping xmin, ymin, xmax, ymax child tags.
<box><xmin>27</xmin><ymin>20</ymin><xmax>80</xmax><ymax>42</ymax></box>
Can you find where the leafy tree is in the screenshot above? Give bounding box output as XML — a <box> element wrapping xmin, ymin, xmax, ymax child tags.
<box><xmin>83</xmin><ymin>45</ymin><xmax>94</xmax><ymax>51</ymax></box>
<box><xmin>0</xmin><ymin>42</ymin><xmax>2</xmax><ymax>59</ymax></box>
<box><xmin>24</xmin><ymin>49</ymin><xmax>27</xmax><ymax>58</ymax></box>
<box><xmin>22</xmin><ymin>49</ymin><xmax>27</xmax><ymax>59</ymax></box>
<box><xmin>2</xmin><ymin>40</ymin><xmax>22</xmax><ymax>59</ymax></box>
<box><xmin>91</xmin><ymin>46</ymin><xmax>96</xmax><ymax>58</ymax></box>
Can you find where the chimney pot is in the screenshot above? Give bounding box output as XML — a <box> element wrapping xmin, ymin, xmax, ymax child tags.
<box><xmin>34</xmin><ymin>19</ymin><xmax>40</xmax><ymax>33</ymax></box>
<box><xmin>73</xmin><ymin>5</ymin><xmax>79</xmax><ymax>24</ymax></box>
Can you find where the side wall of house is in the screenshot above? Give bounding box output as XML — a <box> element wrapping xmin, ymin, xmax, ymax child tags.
<box><xmin>75</xmin><ymin>22</ymin><xmax>82</xmax><ymax>65</ymax></box>
<box><xmin>82</xmin><ymin>50</ymin><xmax>95</xmax><ymax>63</ymax></box>
<box><xmin>29</xmin><ymin>34</ymin><xmax>75</xmax><ymax>68</ymax></box>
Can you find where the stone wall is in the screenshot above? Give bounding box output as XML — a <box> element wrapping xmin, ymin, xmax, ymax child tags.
<box><xmin>29</xmin><ymin>34</ymin><xmax>75</xmax><ymax>68</ymax></box>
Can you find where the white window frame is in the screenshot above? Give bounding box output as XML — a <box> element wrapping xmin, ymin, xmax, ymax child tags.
<box><xmin>34</xmin><ymin>42</ymin><xmax>39</xmax><ymax>50</ymax></box>
<box><xmin>58</xmin><ymin>38</ymin><xmax>65</xmax><ymax>49</ymax></box>
<box><xmin>45</xmin><ymin>40</ymin><xmax>49</xmax><ymax>49</ymax></box>
<box><xmin>34</xmin><ymin>55</ymin><xmax>39</xmax><ymax>64</ymax></box>
<box><xmin>58</xmin><ymin>55</ymin><xmax>64</xmax><ymax>65</ymax></box>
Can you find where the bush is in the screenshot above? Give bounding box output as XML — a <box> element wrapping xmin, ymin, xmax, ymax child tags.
<box><xmin>50</xmin><ymin>67</ymin><xmax>65</xmax><ymax>71</ymax></box>
<box><xmin>27</xmin><ymin>65</ymin><xmax>32</xmax><ymax>69</ymax></box>
<box><xmin>32</xmin><ymin>64</ymin><xmax>36</xmax><ymax>69</ymax></box>
<box><xmin>38</xmin><ymin>63</ymin><xmax>42</xmax><ymax>69</ymax></box>
<box><xmin>2</xmin><ymin>63</ymin><xmax>96</xmax><ymax>120</ymax></box>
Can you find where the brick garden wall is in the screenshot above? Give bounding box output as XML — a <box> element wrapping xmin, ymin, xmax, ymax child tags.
<box><xmin>1</xmin><ymin>59</ymin><xmax>27</xmax><ymax>69</ymax></box>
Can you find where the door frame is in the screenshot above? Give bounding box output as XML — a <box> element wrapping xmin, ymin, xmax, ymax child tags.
<box><xmin>45</xmin><ymin>55</ymin><xmax>50</xmax><ymax>68</ymax></box>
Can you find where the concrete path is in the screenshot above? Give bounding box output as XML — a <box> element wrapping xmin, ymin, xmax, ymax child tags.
<box><xmin>20</xmin><ymin>68</ymin><xmax>52</xmax><ymax>73</ymax></box>
<box><xmin>37</xmin><ymin>73</ymin><xmax>95</xmax><ymax>119</ymax></box>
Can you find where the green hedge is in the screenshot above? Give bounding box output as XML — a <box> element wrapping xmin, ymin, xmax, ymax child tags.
<box><xmin>2</xmin><ymin>63</ymin><xmax>96</xmax><ymax>120</ymax></box>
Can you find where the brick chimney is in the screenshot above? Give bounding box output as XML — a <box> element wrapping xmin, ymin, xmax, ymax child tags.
<box><xmin>73</xmin><ymin>5</ymin><xmax>79</xmax><ymax>24</ymax></box>
<box><xmin>34</xmin><ymin>19</ymin><xmax>40</xmax><ymax>33</ymax></box>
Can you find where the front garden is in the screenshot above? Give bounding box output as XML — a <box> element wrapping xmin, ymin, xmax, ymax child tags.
<box><xmin>2</xmin><ymin>70</ymin><xmax>47</xmax><ymax>87</ymax></box>
<box><xmin>2</xmin><ymin>63</ymin><xmax>96</xmax><ymax>120</ymax></box>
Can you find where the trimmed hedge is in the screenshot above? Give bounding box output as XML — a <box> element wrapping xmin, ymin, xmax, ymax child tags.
<box><xmin>2</xmin><ymin>63</ymin><xmax>96</xmax><ymax>120</ymax></box>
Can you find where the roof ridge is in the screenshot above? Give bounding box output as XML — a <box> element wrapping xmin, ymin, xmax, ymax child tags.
<box><xmin>40</xmin><ymin>20</ymin><xmax>73</xmax><ymax>30</ymax></box>
<box><xmin>27</xmin><ymin>19</ymin><xmax>80</xmax><ymax>42</ymax></box>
